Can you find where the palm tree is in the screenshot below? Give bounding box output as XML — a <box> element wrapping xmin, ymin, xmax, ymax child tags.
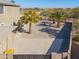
<box><xmin>63</xmin><ymin>13</ymin><xmax>70</xmax><ymax>22</ymax></box>
<box><xmin>51</xmin><ymin>12</ymin><xmax>64</xmax><ymax>27</ymax></box>
<box><xmin>18</xmin><ymin>10</ymin><xmax>40</xmax><ymax>34</ymax></box>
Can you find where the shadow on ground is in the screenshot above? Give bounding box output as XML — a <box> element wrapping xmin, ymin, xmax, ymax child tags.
<box><xmin>12</xmin><ymin>27</ymin><xmax>28</xmax><ymax>33</ymax></box>
<box><xmin>39</xmin><ymin>27</ymin><xmax>59</xmax><ymax>38</ymax></box>
<box><xmin>37</xmin><ymin>23</ymin><xmax>56</xmax><ymax>27</ymax></box>
<box><xmin>71</xmin><ymin>41</ymin><xmax>79</xmax><ymax>59</ymax></box>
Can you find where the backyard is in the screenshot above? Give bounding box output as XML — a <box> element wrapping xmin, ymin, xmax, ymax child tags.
<box><xmin>0</xmin><ymin>6</ymin><xmax>79</xmax><ymax>59</ymax></box>
<box><xmin>13</xmin><ymin>20</ymin><xmax>63</xmax><ymax>54</ymax></box>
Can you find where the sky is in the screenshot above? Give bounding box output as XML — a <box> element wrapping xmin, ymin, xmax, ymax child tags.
<box><xmin>14</xmin><ymin>0</ymin><xmax>79</xmax><ymax>8</ymax></box>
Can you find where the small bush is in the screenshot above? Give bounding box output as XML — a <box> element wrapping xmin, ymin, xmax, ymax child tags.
<box><xmin>73</xmin><ymin>33</ymin><xmax>79</xmax><ymax>42</ymax></box>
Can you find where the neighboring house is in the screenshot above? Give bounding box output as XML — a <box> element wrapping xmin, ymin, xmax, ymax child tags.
<box><xmin>0</xmin><ymin>0</ymin><xmax>20</xmax><ymax>26</ymax></box>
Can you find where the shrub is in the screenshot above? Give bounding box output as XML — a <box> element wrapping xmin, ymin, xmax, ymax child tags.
<box><xmin>73</xmin><ymin>33</ymin><xmax>79</xmax><ymax>42</ymax></box>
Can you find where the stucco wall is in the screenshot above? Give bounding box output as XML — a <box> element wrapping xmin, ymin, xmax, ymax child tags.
<box><xmin>0</xmin><ymin>5</ymin><xmax>20</xmax><ymax>26</ymax></box>
<box><xmin>0</xmin><ymin>26</ymin><xmax>15</xmax><ymax>54</ymax></box>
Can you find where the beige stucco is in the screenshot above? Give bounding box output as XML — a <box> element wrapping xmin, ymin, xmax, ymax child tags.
<box><xmin>0</xmin><ymin>26</ymin><xmax>15</xmax><ymax>54</ymax></box>
<box><xmin>0</xmin><ymin>5</ymin><xmax>20</xmax><ymax>54</ymax></box>
<box><xmin>0</xmin><ymin>5</ymin><xmax>20</xmax><ymax>26</ymax></box>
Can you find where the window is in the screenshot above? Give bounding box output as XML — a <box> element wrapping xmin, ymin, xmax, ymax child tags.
<box><xmin>0</xmin><ymin>5</ymin><xmax>4</xmax><ymax>14</ymax></box>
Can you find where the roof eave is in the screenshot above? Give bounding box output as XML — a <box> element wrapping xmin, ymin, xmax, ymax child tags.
<box><xmin>0</xmin><ymin>3</ymin><xmax>20</xmax><ymax>7</ymax></box>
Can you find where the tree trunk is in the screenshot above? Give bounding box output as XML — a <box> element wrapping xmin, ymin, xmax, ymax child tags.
<box><xmin>65</xmin><ymin>19</ymin><xmax>68</xmax><ymax>22</ymax></box>
<box><xmin>29</xmin><ymin>22</ymin><xmax>32</xmax><ymax>34</ymax></box>
<box><xmin>65</xmin><ymin>19</ymin><xmax>67</xmax><ymax>22</ymax></box>
<box><xmin>53</xmin><ymin>19</ymin><xmax>55</xmax><ymax>24</ymax></box>
<box><xmin>57</xmin><ymin>21</ymin><xmax>60</xmax><ymax>28</ymax></box>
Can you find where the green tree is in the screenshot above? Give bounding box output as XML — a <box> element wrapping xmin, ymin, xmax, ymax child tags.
<box><xmin>72</xmin><ymin>7</ymin><xmax>79</xmax><ymax>19</ymax></box>
<box><xmin>51</xmin><ymin>12</ymin><xmax>64</xmax><ymax>27</ymax></box>
<box><xmin>18</xmin><ymin>10</ymin><xmax>41</xmax><ymax>34</ymax></box>
<box><xmin>63</xmin><ymin>8</ymin><xmax>73</xmax><ymax>22</ymax></box>
<box><xmin>63</xmin><ymin>13</ymin><xmax>70</xmax><ymax>22</ymax></box>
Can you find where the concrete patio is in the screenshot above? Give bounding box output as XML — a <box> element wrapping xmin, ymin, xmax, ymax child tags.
<box><xmin>13</xmin><ymin>22</ymin><xmax>63</xmax><ymax>54</ymax></box>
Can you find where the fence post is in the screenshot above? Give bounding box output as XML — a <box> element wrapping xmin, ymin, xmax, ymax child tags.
<box><xmin>51</xmin><ymin>53</ymin><xmax>62</xmax><ymax>59</ymax></box>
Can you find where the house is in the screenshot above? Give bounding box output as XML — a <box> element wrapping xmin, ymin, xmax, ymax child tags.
<box><xmin>0</xmin><ymin>0</ymin><xmax>20</xmax><ymax>26</ymax></box>
<box><xmin>0</xmin><ymin>0</ymin><xmax>20</xmax><ymax>54</ymax></box>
